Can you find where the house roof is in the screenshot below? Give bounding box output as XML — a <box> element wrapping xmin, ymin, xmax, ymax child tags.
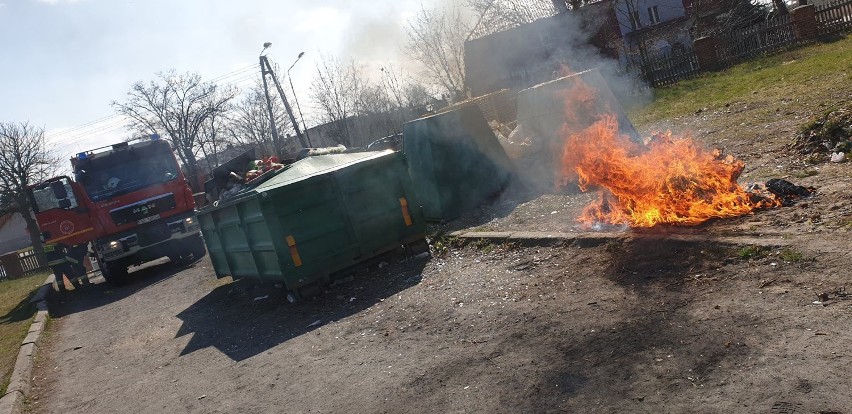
<box><xmin>468</xmin><ymin>0</ymin><xmax>560</xmax><ymax>40</ymax></box>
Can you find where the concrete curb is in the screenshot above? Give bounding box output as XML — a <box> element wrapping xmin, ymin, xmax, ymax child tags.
<box><xmin>449</xmin><ymin>230</ymin><xmax>791</xmax><ymax>247</ymax></box>
<box><xmin>0</xmin><ymin>275</ymin><xmax>54</xmax><ymax>414</ymax></box>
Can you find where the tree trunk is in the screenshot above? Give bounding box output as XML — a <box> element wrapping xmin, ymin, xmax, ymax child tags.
<box><xmin>181</xmin><ymin>148</ymin><xmax>201</xmax><ymax>193</ymax></box>
<box><xmin>773</xmin><ymin>0</ymin><xmax>789</xmax><ymax>15</ymax></box>
<box><xmin>20</xmin><ymin>208</ymin><xmax>46</xmax><ymax>266</ymax></box>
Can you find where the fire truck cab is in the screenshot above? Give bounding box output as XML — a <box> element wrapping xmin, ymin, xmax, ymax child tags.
<box><xmin>29</xmin><ymin>134</ymin><xmax>205</xmax><ymax>284</ymax></box>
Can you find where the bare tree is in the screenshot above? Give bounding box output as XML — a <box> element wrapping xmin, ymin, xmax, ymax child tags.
<box><xmin>404</xmin><ymin>83</ymin><xmax>435</xmax><ymax>111</ymax></box>
<box><xmin>309</xmin><ymin>54</ymin><xmax>365</xmax><ymax>146</ymax></box>
<box><xmin>379</xmin><ymin>65</ymin><xmax>437</xmax><ymax>125</ymax></box>
<box><xmin>112</xmin><ymin>70</ymin><xmax>238</xmax><ymax>192</ymax></box>
<box><xmin>354</xmin><ymin>84</ymin><xmax>398</xmax><ymax>141</ymax></box>
<box><xmin>0</xmin><ymin>122</ymin><xmax>59</xmax><ymax>259</ymax></box>
<box><xmin>405</xmin><ymin>3</ymin><xmax>471</xmax><ymax>102</ymax></box>
<box><xmin>687</xmin><ymin>0</ymin><xmax>771</xmax><ymax>37</ymax></box>
<box><xmin>226</xmin><ymin>82</ymin><xmax>297</xmax><ymax>160</ymax></box>
<box><xmin>467</xmin><ymin>0</ymin><xmax>559</xmax><ymax>37</ymax></box>
<box><xmin>196</xmin><ymin>111</ymin><xmax>234</xmax><ymax>174</ymax></box>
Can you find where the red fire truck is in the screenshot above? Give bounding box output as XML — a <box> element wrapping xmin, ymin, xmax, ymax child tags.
<box><xmin>28</xmin><ymin>134</ymin><xmax>205</xmax><ymax>284</ymax></box>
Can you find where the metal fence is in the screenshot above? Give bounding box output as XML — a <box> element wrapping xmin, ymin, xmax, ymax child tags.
<box><xmin>817</xmin><ymin>0</ymin><xmax>852</xmax><ymax>33</ymax></box>
<box><xmin>715</xmin><ymin>14</ymin><xmax>798</xmax><ymax>64</ymax></box>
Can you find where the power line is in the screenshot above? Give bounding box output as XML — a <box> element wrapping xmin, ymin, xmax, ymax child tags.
<box><xmin>46</xmin><ymin>64</ymin><xmax>262</xmax><ymax>140</ymax></box>
<box><xmin>48</xmin><ymin>70</ymin><xmax>263</xmax><ymax>146</ymax></box>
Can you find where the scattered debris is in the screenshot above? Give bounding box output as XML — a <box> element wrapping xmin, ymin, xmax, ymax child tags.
<box><xmin>763</xmin><ymin>178</ymin><xmax>815</xmax><ymax>205</ymax></box>
<box><xmin>790</xmin><ymin>103</ymin><xmax>852</xmax><ymax>156</ymax></box>
<box><xmin>253</xmin><ymin>295</ymin><xmax>269</xmax><ymax>302</ymax></box>
<box><xmin>306</xmin><ymin>320</ymin><xmax>322</xmax><ymax>328</ymax></box>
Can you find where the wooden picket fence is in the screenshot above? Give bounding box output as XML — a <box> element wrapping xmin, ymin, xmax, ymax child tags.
<box><xmin>0</xmin><ymin>247</ymin><xmax>47</xmax><ymax>281</ymax></box>
<box><xmin>817</xmin><ymin>0</ymin><xmax>852</xmax><ymax>33</ymax></box>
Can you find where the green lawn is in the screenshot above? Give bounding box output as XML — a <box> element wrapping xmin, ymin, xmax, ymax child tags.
<box><xmin>0</xmin><ymin>272</ymin><xmax>48</xmax><ymax>395</ymax></box>
<box><xmin>630</xmin><ymin>36</ymin><xmax>852</xmax><ymax>125</ymax></box>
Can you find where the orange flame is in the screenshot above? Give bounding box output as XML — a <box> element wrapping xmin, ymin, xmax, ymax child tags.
<box><xmin>559</xmin><ymin>84</ymin><xmax>779</xmax><ymax>228</ymax></box>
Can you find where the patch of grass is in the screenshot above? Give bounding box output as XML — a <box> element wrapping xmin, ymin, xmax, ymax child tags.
<box><xmin>779</xmin><ymin>247</ymin><xmax>804</xmax><ymax>262</ymax></box>
<box><xmin>631</xmin><ymin>36</ymin><xmax>852</xmax><ymax>125</ymax></box>
<box><xmin>792</xmin><ymin>169</ymin><xmax>819</xmax><ymax>179</ymax></box>
<box><xmin>0</xmin><ymin>272</ymin><xmax>48</xmax><ymax>395</ymax></box>
<box><xmin>736</xmin><ymin>245</ymin><xmax>770</xmax><ymax>260</ymax></box>
<box><xmin>471</xmin><ymin>238</ymin><xmax>496</xmax><ymax>254</ymax></box>
<box><xmin>431</xmin><ymin>234</ymin><xmax>462</xmax><ymax>257</ymax></box>
<box><xmin>604</xmin><ymin>240</ymin><xmax>622</xmax><ymax>253</ymax></box>
<box><xmin>804</xmin><ymin>153</ymin><xmax>827</xmax><ymax>165</ymax></box>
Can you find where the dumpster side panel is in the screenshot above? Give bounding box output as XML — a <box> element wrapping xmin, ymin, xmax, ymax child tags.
<box><xmin>402</xmin><ymin>120</ymin><xmax>443</xmax><ymax>220</ymax></box>
<box><xmin>197</xmin><ymin>211</ymin><xmax>231</xmax><ymax>277</ymax></box>
<box><xmin>335</xmin><ymin>153</ymin><xmax>426</xmax><ymax>258</ymax></box>
<box><xmin>261</xmin><ymin>176</ymin><xmax>359</xmax><ymax>290</ymax></box>
<box><xmin>404</xmin><ymin>104</ymin><xmax>513</xmax><ymax>222</ymax></box>
<box><xmin>214</xmin><ymin>202</ymin><xmax>259</xmax><ymax>279</ymax></box>
<box><xmin>238</xmin><ymin>198</ymin><xmax>281</xmax><ymax>280</ymax></box>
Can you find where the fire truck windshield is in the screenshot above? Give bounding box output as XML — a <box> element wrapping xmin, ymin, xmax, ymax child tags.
<box><xmin>77</xmin><ymin>145</ymin><xmax>180</xmax><ymax>201</ymax></box>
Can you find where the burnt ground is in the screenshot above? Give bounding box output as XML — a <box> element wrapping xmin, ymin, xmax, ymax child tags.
<box><xmin>27</xmin><ymin>51</ymin><xmax>852</xmax><ymax>413</ymax></box>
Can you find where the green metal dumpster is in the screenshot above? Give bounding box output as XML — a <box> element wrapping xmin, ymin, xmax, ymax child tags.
<box><xmin>403</xmin><ymin>103</ymin><xmax>514</xmax><ymax>222</ymax></box>
<box><xmin>196</xmin><ymin>150</ymin><xmax>426</xmax><ymax>300</ymax></box>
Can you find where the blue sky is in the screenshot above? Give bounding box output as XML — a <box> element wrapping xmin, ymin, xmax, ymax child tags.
<box><xmin>0</xmin><ymin>0</ymin><xmax>423</xmax><ymax>161</ymax></box>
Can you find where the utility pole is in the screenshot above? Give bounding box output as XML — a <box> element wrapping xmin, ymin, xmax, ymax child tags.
<box><xmin>259</xmin><ymin>55</ymin><xmax>282</xmax><ymax>158</ymax></box>
<box><xmin>259</xmin><ymin>55</ymin><xmax>309</xmax><ymax>149</ymax></box>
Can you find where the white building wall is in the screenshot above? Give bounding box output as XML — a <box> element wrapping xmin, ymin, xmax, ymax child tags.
<box><xmin>613</xmin><ymin>0</ymin><xmax>688</xmax><ymax>36</ymax></box>
<box><xmin>0</xmin><ymin>213</ymin><xmax>31</xmax><ymax>254</ymax></box>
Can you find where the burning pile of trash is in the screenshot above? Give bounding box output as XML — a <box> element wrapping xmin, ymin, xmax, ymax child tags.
<box><xmin>543</xmin><ymin>70</ymin><xmax>814</xmax><ymax>228</ymax></box>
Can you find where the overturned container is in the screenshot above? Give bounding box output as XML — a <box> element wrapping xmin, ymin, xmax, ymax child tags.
<box><xmin>196</xmin><ymin>150</ymin><xmax>427</xmax><ymax>302</ymax></box>
<box><xmin>403</xmin><ymin>103</ymin><xmax>514</xmax><ymax>222</ymax></box>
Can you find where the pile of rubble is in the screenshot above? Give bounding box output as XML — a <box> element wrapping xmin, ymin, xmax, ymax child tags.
<box><xmin>790</xmin><ymin>103</ymin><xmax>852</xmax><ymax>162</ymax></box>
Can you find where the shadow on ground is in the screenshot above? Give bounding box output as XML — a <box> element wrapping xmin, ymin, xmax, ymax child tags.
<box><xmin>0</xmin><ymin>290</ymin><xmax>38</xmax><ymax>326</ymax></box>
<box><xmin>47</xmin><ymin>257</ymin><xmax>199</xmax><ymax>318</ymax></box>
<box><xmin>380</xmin><ymin>238</ymin><xmax>758</xmax><ymax>412</ymax></box>
<box><xmin>174</xmin><ymin>253</ymin><xmax>430</xmax><ymax>362</ymax></box>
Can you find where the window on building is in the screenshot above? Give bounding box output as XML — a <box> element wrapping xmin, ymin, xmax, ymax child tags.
<box><xmin>630</xmin><ymin>10</ymin><xmax>641</xmax><ymax>30</ymax></box>
<box><xmin>648</xmin><ymin>5</ymin><xmax>661</xmax><ymax>25</ymax></box>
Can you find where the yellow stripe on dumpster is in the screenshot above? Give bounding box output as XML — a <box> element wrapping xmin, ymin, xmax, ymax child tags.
<box><xmin>399</xmin><ymin>197</ymin><xmax>412</xmax><ymax>226</ymax></box>
<box><xmin>286</xmin><ymin>235</ymin><xmax>303</xmax><ymax>267</ymax></box>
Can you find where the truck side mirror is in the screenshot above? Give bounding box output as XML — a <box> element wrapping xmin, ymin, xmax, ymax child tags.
<box><xmin>50</xmin><ymin>181</ymin><xmax>68</xmax><ymax>199</ymax></box>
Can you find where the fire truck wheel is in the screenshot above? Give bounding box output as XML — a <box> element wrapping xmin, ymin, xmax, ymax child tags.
<box><xmin>102</xmin><ymin>261</ymin><xmax>129</xmax><ymax>285</ymax></box>
<box><xmin>185</xmin><ymin>235</ymin><xmax>207</xmax><ymax>261</ymax></box>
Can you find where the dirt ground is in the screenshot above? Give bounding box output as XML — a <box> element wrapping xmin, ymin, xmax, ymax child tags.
<box><xmin>27</xmin><ymin>49</ymin><xmax>852</xmax><ymax>413</ymax></box>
